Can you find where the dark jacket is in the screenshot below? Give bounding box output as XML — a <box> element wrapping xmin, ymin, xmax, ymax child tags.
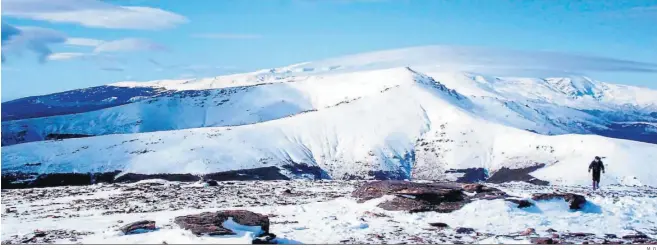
<box><xmin>589</xmin><ymin>160</ymin><xmax>605</xmax><ymax>176</ymax></box>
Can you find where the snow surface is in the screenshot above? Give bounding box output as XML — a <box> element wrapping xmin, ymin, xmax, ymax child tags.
<box><xmin>2</xmin><ymin>181</ymin><xmax>656</xmax><ymax>244</ymax></box>
<box><xmin>3</xmin><ymin>68</ymin><xmax>657</xmax><ymax>186</ymax></box>
<box><xmin>3</xmin><ymin>46</ymin><xmax>657</xmax><ymax>187</ymax></box>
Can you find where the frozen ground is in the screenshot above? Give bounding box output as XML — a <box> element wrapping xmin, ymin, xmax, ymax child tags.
<box><xmin>2</xmin><ymin>180</ymin><xmax>656</xmax><ymax>244</ymax></box>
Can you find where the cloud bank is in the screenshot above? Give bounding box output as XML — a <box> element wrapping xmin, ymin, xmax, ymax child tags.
<box><xmin>1</xmin><ymin>24</ymin><xmax>67</xmax><ymax>63</ymax></box>
<box><xmin>2</xmin><ymin>0</ymin><xmax>187</xmax><ymax>30</ymax></box>
<box><xmin>297</xmin><ymin>45</ymin><xmax>657</xmax><ymax>76</ymax></box>
<box><xmin>93</xmin><ymin>38</ymin><xmax>167</xmax><ymax>53</ymax></box>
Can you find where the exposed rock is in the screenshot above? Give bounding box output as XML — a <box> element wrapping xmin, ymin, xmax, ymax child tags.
<box><xmin>546</xmin><ymin>228</ymin><xmax>558</xmax><ymax>233</ymax></box>
<box><xmin>520</xmin><ymin>228</ymin><xmax>536</xmax><ymax>236</ymax></box>
<box><xmin>174</xmin><ymin>210</ymin><xmax>269</xmax><ymax>236</ymax></box>
<box><xmin>604</xmin><ymin>234</ymin><xmax>617</xmax><ymax>239</ymax></box>
<box><xmin>461</xmin><ymin>184</ymin><xmax>483</xmax><ymax>193</ymax></box>
<box><xmin>565</xmin><ymin>232</ymin><xmax>595</xmax><ymax>238</ymax></box>
<box><xmin>352</xmin><ymin>181</ymin><xmax>462</xmax><ymax>202</ymax></box>
<box><xmin>352</xmin><ymin>181</ymin><xmax>511</xmax><ymax>213</ymax></box>
<box><xmin>205</xmin><ymin>180</ymin><xmax>219</xmax><ymax>187</ymax></box>
<box><xmin>33</xmin><ymin>230</ymin><xmax>47</xmax><ymax>237</ymax></box>
<box><xmin>428</xmin><ymin>222</ymin><xmax>450</xmax><ymax>228</ymax></box>
<box><xmin>486</xmin><ymin>164</ymin><xmax>549</xmax><ymax>186</ymax></box>
<box><xmin>455</xmin><ymin>227</ymin><xmax>475</xmax><ymax>234</ymax></box>
<box><xmin>119</xmin><ymin>220</ymin><xmax>156</xmax><ymax>234</ymax></box>
<box><xmin>622</xmin><ymin>234</ymin><xmax>648</xmax><ymax>240</ymax></box>
<box><xmin>444</xmin><ymin>168</ymin><xmax>488</xmax><ymax>183</ymax></box>
<box><xmin>3</xmin><ymin>230</ymin><xmax>93</xmax><ymax>244</ymax></box>
<box><xmin>531</xmin><ymin>193</ymin><xmax>587</xmax><ymax>210</ymax></box>
<box><xmin>252</xmin><ymin>233</ymin><xmax>277</xmax><ymax>244</ymax></box>
<box><xmin>505</xmin><ymin>198</ymin><xmax>533</xmax><ymax>208</ymax></box>
<box><xmin>530</xmin><ymin>237</ymin><xmax>556</xmax><ymax>244</ymax></box>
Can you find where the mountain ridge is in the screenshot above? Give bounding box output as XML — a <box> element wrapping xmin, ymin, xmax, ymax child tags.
<box><xmin>3</xmin><ymin>46</ymin><xmax>657</xmax><ymax>187</ymax></box>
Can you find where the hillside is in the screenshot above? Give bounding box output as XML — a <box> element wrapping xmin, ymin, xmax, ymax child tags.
<box><xmin>3</xmin><ymin>67</ymin><xmax>657</xmax><ymax>187</ymax></box>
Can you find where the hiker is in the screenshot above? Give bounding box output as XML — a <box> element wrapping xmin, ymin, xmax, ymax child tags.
<box><xmin>588</xmin><ymin>156</ymin><xmax>605</xmax><ymax>190</ymax></box>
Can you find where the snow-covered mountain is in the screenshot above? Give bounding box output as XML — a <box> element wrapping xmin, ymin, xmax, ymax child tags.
<box><xmin>3</xmin><ymin>46</ymin><xmax>657</xmax><ymax>187</ymax></box>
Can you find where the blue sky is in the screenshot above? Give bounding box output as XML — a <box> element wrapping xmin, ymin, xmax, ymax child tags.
<box><xmin>2</xmin><ymin>0</ymin><xmax>657</xmax><ymax>101</ymax></box>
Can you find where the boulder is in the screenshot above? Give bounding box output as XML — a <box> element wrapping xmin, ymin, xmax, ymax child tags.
<box><xmin>505</xmin><ymin>198</ymin><xmax>533</xmax><ymax>208</ymax></box>
<box><xmin>531</xmin><ymin>193</ymin><xmax>586</xmax><ymax>210</ymax></box>
<box><xmin>205</xmin><ymin>180</ymin><xmax>219</xmax><ymax>187</ymax></box>
<box><xmin>455</xmin><ymin>227</ymin><xmax>475</xmax><ymax>234</ymax></box>
<box><xmin>252</xmin><ymin>233</ymin><xmax>277</xmax><ymax>244</ymax></box>
<box><xmin>352</xmin><ymin>181</ymin><xmax>462</xmax><ymax>201</ymax></box>
<box><xmin>352</xmin><ymin>181</ymin><xmax>513</xmax><ymax>213</ymax></box>
<box><xmin>530</xmin><ymin>237</ymin><xmax>556</xmax><ymax>244</ymax></box>
<box><xmin>428</xmin><ymin>222</ymin><xmax>449</xmax><ymax>228</ymax></box>
<box><xmin>520</xmin><ymin>228</ymin><xmax>536</xmax><ymax>236</ymax></box>
<box><xmin>119</xmin><ymin>220</ymin><xmax>156</xmax><ymax>234</ymax></box>
<box><xmin>621</xmin><ymin>234</ymin><xmax>648</xmax><ymax>240</ymax></box>
<box><xmin>174</xmin><ymin>210</ymin><xmax>269</xmax><ymax>236</ymax></box>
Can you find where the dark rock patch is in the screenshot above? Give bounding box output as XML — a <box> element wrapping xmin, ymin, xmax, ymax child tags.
<box><xmin>444</xmin><ymin>168</ymin><xmax>488</xmax><ymax>183</ymax></box>
<box><xmin>366</xmin><ymin>170</ymin><xmax>408</xmax><ymax>180</ymax></box>
<box><xmin>564</xmin><ymin>232</ymin><xmax>595</xmax><ymax>238</ymax></box>
<box><xmin>1</xmin><ymin>171</ymin><xmax>121</xmax><ymax>189</ymax></box>
<box><xmin>531</xmin><ymin>193</ymin><xmax>587</xmax><ymax>210</ymax></box>
<box><xmin>45</xmin><ymin>133</ymin><xmax>92</xmax><ymax>141</ymax></box>
<box><xmin>351</xmin><ymin>181</ymin><xmax>514</xmax><ymax>213</ymax></box>
<box><xmin>2</xmin><ymin>229</ymin><xmax>94</xmax><ymax>244</ymax></box>
<box><xmin>429</xmin><ymin>222</ymin><xmax>449</xmax><ymax>228</ymax></box>
<box><xmin>520</xmin><ymin>228</ymin><xmax>536</xmax><ymax>236</ymax></box>
<box><xmin>280</xmin><ymin>163</ymin><xmax>330</xmax><ymax>180</ymax></box>
<box><xmin>252</xmin><ymin>233</ymin><xmax>277</xmax><ymax>244</ymax></box>
<box><xmin>622</xmin><ymin>234</ymin><xmax>648</xmax><ymax>240</ymax></box>
<box><xmin>174</xmin><ymin>210</ymin><xmax>270</xmax><ymax>236</ymax></box>
<box><xmin>505</xmin><ymin>198</ymin><xmax>533</xmax><ymax>208</ymax></box>
<box><xmin>530</xmin><ymin>237</ymin><xmax>556</xmax><ymax>244</ymax></box>
<box><xmin>486</xmin><ymin>164</ymin><xmax>549</xmax><ymax>185</ymax></box>
<box><xmin>119</xmin><ymin>220</ymin><xmax>156</xmax><ymax>235</ymax></box>
<box><xmin>115</xmin><ymin>173</ymin><xmax>201</xmax><ymax>183</ymax></box>
<box><xmin>205</xmin><ymin>180</ymin><xmax>219</xmax><ymax>186</ymax></box>
<box><xmin>2</xmin><ymin>164</ymin><xmax>329</xmax><ymax>189</ymax></box>
<box><xmin>455</xmin><ymin>227</ymin><xmax>476</xmax><ymax>234</ymax></box>
<box><xmin>352</xmin><ymin>180</ymin><xmax>463</xmax><ymax>202</ymax></box>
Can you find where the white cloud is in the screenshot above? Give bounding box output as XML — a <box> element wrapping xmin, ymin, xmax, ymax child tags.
<box><xmin>193</xmin><ymin>33</ymin><xmax>263</xmax><ymax>39</ymax></box>
<box><xmin>66</xmin><ymin>37</ymin><xmax>105</xmax><ymax>47</ymax></box>
<box><xmin>2</xmin><ymin>0</ymin><xmax>187</xmax><ymax>30</ymax></box>
<box><xmin>93</xmin><ymin>38</ymin><xmax>166</xmax><ymax>53</ymax></box>
<box><xmin>47</xmin><ymin>52</ymin><xmax>87</xmax><ymax>61</ymax></box>
<box><xmin>1</xmin><ymin>24</ymin><xmax>67</xmax><ymax>63</ymax></box>
<box><xmin>296</xmin><ymin>45</ymin><xmax>657</xmax><ymax>76</ymax></box>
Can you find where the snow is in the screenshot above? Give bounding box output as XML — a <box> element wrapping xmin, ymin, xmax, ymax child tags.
<box><xmin>3</xmin><ymin>45</ymin><xmax>657</xmax><ymax>187</ymax></box>
<box><xmin>2</xmin><ymin>182</ymin><xmax>655</xmax><ymax>244</ymax></box>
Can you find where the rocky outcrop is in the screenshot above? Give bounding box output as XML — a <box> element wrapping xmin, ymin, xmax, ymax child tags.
<box><xmin>531</xmin><ymin>237</ymin><xmax>557</xmax><ymax>244</ymax></box>
<box><xmin>174</xmin><ymin>210</ymin><xmax>270</xmax><ymax>236</ymax></box>
<box><xmin>505</xmin><ymin>198</ymin><xmax>534</xmax><ymax>208</ymax></box>
<box><xmin>119</xmin><ymin>220</ymin><xmax>156</xmax><ymax>234</ymax></box>
<box><xmin>531</xmin><ymin>193</ymin><xmax>587</xmax><ymax>210</ymax></box>
<box><xmin>2</xmin><ymin>163</ymin><xmax>328</xmax><ymax>189</ymax></box>
<box><xmin>486</xmin><ymin>164</ymin><xmax>550</xmax><ymax>186</ymax></box>
<box><xmin>351</xmin><ymin>181</ymin><xmax>512</xmax><ymax>213</ymax></box>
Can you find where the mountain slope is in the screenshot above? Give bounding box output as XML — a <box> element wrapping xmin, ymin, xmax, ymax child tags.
<box><xmin>3</xmin><ymin>68</ymin><xmax>657</xmax><ymax>186</ymax></box>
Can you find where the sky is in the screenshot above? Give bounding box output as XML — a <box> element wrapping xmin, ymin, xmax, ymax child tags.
<box><xmin>1</xmin><ymin>0</ymin><xmax>656</xmax><ymax>101</ymax></box>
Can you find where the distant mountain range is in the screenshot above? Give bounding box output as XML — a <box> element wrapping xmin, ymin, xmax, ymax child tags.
<box><xmin>3</xmin><ymin>46</ymin><xmax>657</xmax><ymax>187</ymax></box>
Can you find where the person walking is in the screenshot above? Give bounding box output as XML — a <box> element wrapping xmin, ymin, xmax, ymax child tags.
<box><xmin>588</xmin><ymin>156</ymin><xmax>605</xmax><ymax>190</ymax></box>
